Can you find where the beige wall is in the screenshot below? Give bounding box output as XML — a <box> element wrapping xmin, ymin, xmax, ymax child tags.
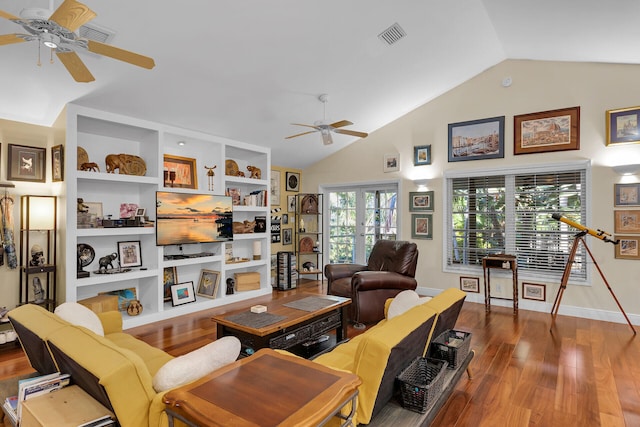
<box><xmin>303</xmin><ymin>59</ymin><xmax>640</xmax><ymax>324</ymax></box>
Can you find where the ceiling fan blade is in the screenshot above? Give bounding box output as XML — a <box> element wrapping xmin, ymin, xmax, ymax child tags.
<box><xmin>285</xmin><ymin>130</ymin><xmax>317</xmax><ymax>139</ymax></box>
<box><xmin>329</xmin><ymin>120</ymin><xmax>353</xmax><ymax>129</ymax></box>
<box><xmin>0</xmin><ymin>34</ymin><xmax>26</xmax><ymax>46</ymax></box>
<box><xmin>290</xmin><ymin>123</ymin><xmax>319</xmax><ymax>130</ymax></box>
<box><xmin>87</xmin><ymin>40</ymin><xmax>155</xmax><ymax>69</ymax></box>
<box><xmin>0</xmin><ymin>10</ymin><xmax>20</xmax><ymax>21</ymax></box>
<box><xmin>56</xmin><ymin>51</ymin><xmax>95</xmax><ymax>82</ymax></box>
<box><xmin>334</xmin><ymin>129</ymin><xmax>369</xmax><ymax>139</ymax></box>
<box><xmin>321</xmin><ymin>131</ymin><xmax>334</xmax><ymax>145</ymax></box>
<box><xmin>49</xmin><ymin>0</ymin><xmax>96</xmax><ymax>32</ymax></box>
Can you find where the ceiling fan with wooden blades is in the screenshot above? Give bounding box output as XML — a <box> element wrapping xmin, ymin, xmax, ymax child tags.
<box><xmin>0</xmin><ymin>0</ymin><xmax>155</xmax><ymax>82</ymax></box>
<box><xmin>285</xmin><ymin>94</ymin><xmax>368</xmax><ymax>145</ymax></box>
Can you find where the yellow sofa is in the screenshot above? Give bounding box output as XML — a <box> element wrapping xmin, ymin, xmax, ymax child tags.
<box><xmin>313</xmin><ymin>288</ymin><xmax>467</xmax><ymax>425</ymax></box>
<box><xmin>9</xmin><ymin>304</ymin><xmax>176</xmax><ymax>427</ymax></box>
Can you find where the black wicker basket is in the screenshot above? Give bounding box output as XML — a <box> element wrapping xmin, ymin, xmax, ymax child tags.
<box><xmin>429</xmin><ymin>329</ymin><xmax>471</xmax><ymax>369</ymax></box>
<box><xmin>396</xmin><ymin>357</ymin><xmax>448</xmax><ymax>413</ymax></box>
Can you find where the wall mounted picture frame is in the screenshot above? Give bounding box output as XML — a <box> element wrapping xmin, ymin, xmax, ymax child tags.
<box><xmin>459</xmin><ymin>276</ymin><xmax>480</xmax><ymax>293</ymax></box>
<box><xmin>383</xmin><ymin>153</ymin><xmax>400</xmax><ymax>172</ymax></box>
<box><xmin>117</xmin><ymin>240</ymin><xmax>142</xmax><ymax>268</ymax></box>
<box><xmin>163</xmin><ymin>154</ymin><xmax>198</xmax><ymax>189</ymax></box>
<box><xmin>197</xmin><ymin>269</ymin><xmax>221</xmax><ymax>299</ymax></box>
<box><xmin>514</xmin><ymin>106</ymin><xmax>580</xmax><ymax>155</ymax></box>
<box><xmin>522</xmin><ymin>282</ymin><xmax>546</xmax><ymax>301</ymax></box>
<box><xmin>287</xmin><ymin>195</ymin><xmax>296</xmax><ymax>212</ymax></box>
<box><xmin>283</xmin><ymin>228</ymin><xmax>292</xmax><ymax>245</ymax></box>
<box><xmin>614</xmin><ymin>183</ymin><xmax>640</xmax><ymax>207</ymax></box>
<box><xmin>614</xmin><ymin>235</ymin><xmax>640</xmax><ymax>260</ymax></box>
<box><xmin>411</xmin><ymin>213</ymin><xmax>433</xmax><ymax>239</ymax></box>
<box><xmin>270</xmin><ymin>170</ymin><xmax>281</xmax><ymax>205</ymax></box>
<box><xmin>448</xmin><ymin>116</ymin><xmax>505</xmax><ymax>162</ymax></box>
<box><xmin>286</xmin><ymin>171</ymin><xmax>300</xmax><ymax>191</ymax></box>
<box><xmin>163</xmin><ymin>266</ymin><xmax>178</xmax><ymax>302</ymax></box>
<box><xmin>409</xmin><ymin>191</ymin><xmax>434</xmax><ymax>212</ymax></box>
<box><xmin>171</xmin><ymin>281</ymin><xmax>196</xmax><ymax>306</ymax></box>
<box><xmin>8</xmin><ymin>144</ymin><xmax>46</xmax><ymax>182</ymax></box>
<box><xmin>413</xmin><ymin>145</ymin><xmax>432</xmax><ymax>166</ymax></box>
<box><xmin>605</xmin><ymin>106</ymin><xmax>640</xmax><ymax>146</ymax></box>
<box><xmin>51</xmin><ymin>144</ymin><xmax>64</xmax><ymax>182</ymax></box>
<box><xmin>614</xmin><ymin>210</ymin><xmax>640</xmax><ymax>233</ymax></box>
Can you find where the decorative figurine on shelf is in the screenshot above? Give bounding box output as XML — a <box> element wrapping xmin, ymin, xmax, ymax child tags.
<box><xmin>77</xmin><ymin>198</ymin><xmax>89</xmax><ymax>213</ymax></box>
<box><xmin>105</xmin><ymin>153</ymin><xmax>147</xmax><ymax>176</ymax></box>
<box><xmin>205</xmin><ymin>165</ymin><xmax>217</xmax><ymax>191</ymax></box>
<box><xmin>98</xmin><ymin>252</ymin><xmax>118</xmax><ymax>272</ymax></box>
<box><xmin>29</xmin><ymin>244</ymin><xmax>45</xmax><ymax>266</ymax></box>
<box><xmin>299</xmin><ymin>218</ymin><xmax>305</xmax><ymax>232</ymax></box>
<box><xmin>127</xmin><ymin>300</ymin><xmax>143</xmax><ymax>316</ymax></box>
<box><xmin>226</xmin><ymin>277</ymin><xmax>235</xmax><ymax>295</ymax></box>
<box><xmin>80</xmin><ymin>162</ymin><xmax>100</xmax><ymax>172</ymax></box>
<box><xmin>32</xmin><ymin>277</ymin><xmax>44</xmax><ymax>303</ymax></box>
<box><xmin>247</xmin><ymin>165</ymin><xmax>261</xmax><ymax>179</ymax></box>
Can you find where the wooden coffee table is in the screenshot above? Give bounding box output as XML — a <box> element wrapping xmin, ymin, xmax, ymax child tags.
<box><xmin>164</xmin><ymin>348</ymin><xmax>361</xmax><ymax>427</ymax></box>
<box><xmin>212</xmin><ymin>293</ymin><xmax>351</xmax><ymax>358</ymax></box>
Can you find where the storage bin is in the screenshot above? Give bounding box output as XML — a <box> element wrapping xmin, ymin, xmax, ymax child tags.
<box><xmin>428</xmin><ymin>329</ymin><xmax>471</xmax><ymax>369</ymax></box>
<box><xmin>396</xmin><ymin>357</ymin><xmax>447</xmax><ymax>413</ymax></box>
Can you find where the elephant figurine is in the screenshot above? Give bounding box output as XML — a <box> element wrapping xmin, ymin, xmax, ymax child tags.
<box><xmin>98</xmin><ymin>253</ymin><xmax>118</xmax><ymax>272</ymax></box>
<box><xmin>105</xmin><ymin>154</ymin><xmax>147</xmax><ymax>176</ymax></box>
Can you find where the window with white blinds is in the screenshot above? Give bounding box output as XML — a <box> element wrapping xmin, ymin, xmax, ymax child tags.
<box><xmin>445</xmin><ymin>162</ymin><xmax>589</xmax><ymax>281</ymax></box>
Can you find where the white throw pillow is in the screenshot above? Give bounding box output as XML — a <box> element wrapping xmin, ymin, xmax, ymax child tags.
<box><xmin>387</xmin><ymin>290</ymin><xmax>432</xmax><ymax>319</ymax></box>
<box><xmin>54</xmin><ymin>302</ymin><xmax>104</xmax><ymax>336</ymax></box>
<box><xmin>152</xmin><ymin>336</ymin><xmax>241</xmax><ymax>392</ymax></box>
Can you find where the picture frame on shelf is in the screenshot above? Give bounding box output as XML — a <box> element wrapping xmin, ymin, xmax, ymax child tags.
<box><xmin>605</xmin><ymin>106</ymin><xmax>640</xmax><ymax>146</ymax></box>
<box><xmin>614</xmin><ymin>235</ymin><xmax>640</xmax><ymax>260</ymax></box>
<box><xmin>409</xmin><ymin>191</ymin><xmax>434</xmax><ymax>212</ymax></box>
<box><xmin>383</xmin><ymin>153</ymin><xmax>400</xmax><ymax>172</ymax></box>
<box><xmin>448</xmin><ymin>116</ymin><xmax>505</xmax><ymax>162</ymax></box>
<box><xmin>51</xmin><ymin>144</ymin><xmax>64</xmax><ymax>182</ymax></box>
<box><xmin>117</xmin><ymin>240</ymin><xmax>142</xmax><ymax>268</ymax></box>
<box><xmin>413</xmin><ymin>145</ymin><xmax>431</xmax><ymax>166</ymax></box>
<box><xmin>84</xmin><ymin>202</ymin><xmax>103</xmax><ymax>218</ymax></box>
<box><xmin>171</xmin><ymin>281</ymin><xmax>196</xmax><ymax>306</ymax></box>
<box><xmin>411</xmin><ymin>214</ymin><xmax>433</xmax><ymax>239</ymax></box>
<box><xmin>283</xmin><ymin>228</ymin><xmax>292</xmax><ymax>245</ymax></box>
<box><xmin>614</xmin><ymin>210</ymin><xmax>640</xmax><ymax>233</ymax></box>
<box><xmin>163</xmin><ymin>154</ymin><xmax>198</xmax><ymax>189</ymax></box>
<box><xmin>287</xmin><ymin>195</ymin><xmax>296</xmax><ymax>212</ymax></box>
<box><xmin>135</xmin><ymin>208</ymin><xmax>146</xmax><ymax>217</ymax></box>
<box><xmin>270</xmin><ymin>170</ymin><xmax>281</xmax><ymax>205</ymax></box>
<box><xmin>286</xmin><ymin>172</ymin><xmax>300</xmax><ymax>191</ymax></box>
<box><xmin>163</xmin><ymin>267</ymin><xmax>178</xmax><ymax>302</ymax></box>
<box><xmin>522</xmin><ymin>282</ymin><xmax>546</xmax><ymax>301</ymax></box>
<box><xmin>459</xmin><ymin>276</ymin><xmax>480</xmax><ymax>293</ymax></box>
<box><xmin>514</xmin><ymin>106</ymin><xmax>580</xmax><ymax>155</ymax></box>
<box><xmin>197</xmin><ymin>269</ymin><xmax>220</xmax><ymax>299</ymax></box>
<box><xmin>8</xmin><ymin>144</ymin><xmax>46</xmax><ymax>182</ymax></box>
<box><xmin>614</xmin><ymin>183</ymin><xmax>640</xmax><ymax>207</ymax></box>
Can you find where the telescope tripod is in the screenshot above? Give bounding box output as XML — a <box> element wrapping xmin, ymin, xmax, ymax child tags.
<box><xmin>551</xmin><ymin>232</ymin><xmax>636</xmax><ymax>334</ymax></box>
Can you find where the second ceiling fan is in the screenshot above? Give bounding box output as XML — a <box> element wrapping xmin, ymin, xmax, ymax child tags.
<box><xmin>285</xmin><ymin>94</ymin><xmax>368</xmax><ymax>145</ymax></box>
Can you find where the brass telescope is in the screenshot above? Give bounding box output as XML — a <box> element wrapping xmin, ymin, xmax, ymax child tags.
<box><xmin>551</xmin><ymin>213</ymin><xmax>619</xmax><ymax>244</ymax></box>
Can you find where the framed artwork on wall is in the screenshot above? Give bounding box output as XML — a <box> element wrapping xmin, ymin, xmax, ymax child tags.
<box><xmin>51</xmin><ymin>144</ymin><xmax>64</xmax><ymax>182</ymax></box>
<box><xmin>163</xmin><ymin>154</ymin><xmax>197</xmax><ymax>189</ymax></box>
<box><xmin>8</xmin><ymin>144</ymin><xmax>46</xmax><ymax>182</ymax></box>
<box><xmin>286</xmin><ymin>172</ymin><xmax>300</xmax><ymax>191</ymax></box>
<box><xmin>614</xmin><ymin>183</ymin><xmax>640</xmax><ymax>207</ymax></box>
<box><xmin>614</xmin><ymin>210</ymin><xmax>640</xmax><ymax>233</ymax></box>
<box><xmin>459</xmin><ymin>276</ymin><xmax>479</xmax><ymax>293</ymax></box>
<box><xmin>614</xmin><ymin>235</ymin><xmax>640</xmax><ymax>260</ymax></box>
<box><xmin>522</xmin><ymin>282</ymin><xmax>546</xmax><ymax>301</ymax></box>
<box><xmin>409</xmin><ymin>191</ymin><xmax>434</xmax><ymax>212</ymax></box>
<box><xmin>383</xmin><ymin>153</ymin><xmax>400</xmax><ymax>172</ymax></box>
<box><xmin>448</xmin><ymin>116</ymin><xmax>505</xmax><ymax>162</ymax></box>
<box><xmin>606</xmin><ymin>106</ymin><xmax>640</xmax><ymax>146</ymax></box>
<box><xmin>413</xmin><ymin>145</ymin><xmax>431</xmax><ymax>166</ymax></box>
<box><xmin>411</xmin><ymin>214</ymin><xmax>433</xmax><ymax>239</ymax></box>
<box><xmin>514</xmin><ymin>106</ymin><xmax>580</xmax><ymax>155</ymax></box>
<box><xmin>270</xmin><ymin>170</ymin><xmax>281</xmax><ymax>205</ymax></box>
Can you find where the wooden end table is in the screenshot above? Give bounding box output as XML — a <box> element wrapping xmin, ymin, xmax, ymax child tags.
<box><xmin>163</xmin><ymin>348</ymin><xmax>361</xmax><ymax>427</ymax></box>
<box><xmin>482</xmin><ymin>254</ymin><xmax>518</xmax><ymax>314</ymax></box>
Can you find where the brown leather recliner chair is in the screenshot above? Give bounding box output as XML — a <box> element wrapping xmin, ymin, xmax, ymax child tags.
<box><xmin>325</xmin><ymin>240</ymin><xmax>418</xmax><ymax>326</ymax></box>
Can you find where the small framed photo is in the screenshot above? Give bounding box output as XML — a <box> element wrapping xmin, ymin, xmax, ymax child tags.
<box><xmin>135</xmin><ymin>208</ymin><xmax>146</xmax><ymax>217</ymax></box>
<box><xmin>163</xmin><ymin>154</ymin><xmax>198</xmax><ymax>189</ymax></box>
<box><xmin>8</xmin><ymin>144</ymin><xmax>46</xmax><ymax>182</ymax></box>
<box><xmin>171</xmin><ymin>281</ymin><xmax>196</xmax><ymax>306</ymax></box>
<box><xmin>282</xmin><ymin>213</ymin><xmax>289</xmax><ymax>225</ymax></box>
<box><xmin>614</xmin><ymin>210</ymin><xmax>640</xmax><ymax>233</ymax></box>
<box><xmin>411</xmin><ymin>214</ymin><xmax>433</xmax><ymax>239</ymax></box>
<box><xmin>522</xmin><ymin>282</ymin><xmax>546</xmax><ymax>301</ymax></box>
<box><xmin>459</xmin><ymin>276</ymin><xmax>480</xmax><ymax>293</ymax></box>
<box><xmin>117</xmin><ymin>240</ymin><xmax>142</xmax><ymax>268</ymax></box>
<box><xmin>286</xmin><ymin>172</ymin><xmax>300</xmax><ymax>191</ymax></box>
<box><xmin>163</xmin><ymin>267</ymin><xmax>178</xmax><ymax>302</ymax></box>
<box><xmin>448</xmin><ymin>116</ymin><xmax>505</xmax><ymax>162</ymax></box>
<box><xmin>383</xmin><ymin>153</ymin><xmax>400</xmax><ymax>172</ymax></box>
<box><xmin>606</xmin><ymin>106</ymin><xmax>640</xmax><ymax>145</ymax></box>
<box><xmin>270</xmin><ymin>170</ymin><xmax>281</xmax><ymax>205</ymax></box>
<box><xmin>409</xmin><ymin>191</ymin><xmax>434</xmax><ymax>212</ymax></box>
<box><xmin>614</xmin><ymin>235</ymin><xmax>640</xmax><ymax>260</ymax></box>
<box><xmin>197</xmin><ymin>269</ymin><xmax>221</xmax><ymax>299</ymax></box>
<box><xmin>51</xmin><ymin>144</ymin><xmax>64</xmax><ymax>182</ymax></box>
<box><xmin>414</xmin><ymin>145</ymin><xmax>432</xmax><ymax>166</ymax></box>
<box><xmin>84</xmin><ymin>202</ymin><xmax>103</xmax><ymax>218</ymax></box>
<box><xmin>287</xmin><ymin>195</ymin><xmax>296</xmax><ymax>212</ymax></box>
<box><xmin>614</xmin><ymin>183</ymin><xmax>640</xmax><ymax>207</ymax></box>
<box><xmin>514</xmin><ymin>106</ymin><xmax>580</xmax><ymax>155</ymax></box>
<box><xmin>283</xmin><ymin>228</ymin><xmax>292</xmax><ymax>245</ymax></box>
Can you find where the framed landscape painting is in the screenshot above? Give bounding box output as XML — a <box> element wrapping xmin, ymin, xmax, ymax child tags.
<box><xmin>448</xmin><ymin>116</ymin><xmax>505</xmax><ymax>162</ymax></box>
<box><xmin>606</xmin><ymin>106</ymin><xmax>640</xmax><ymax>145</ymax></box>
<box><xmin>614</xmin><ymin>210</ymin><xmax>640</xmax><ymax>233</ymax></box>
<box><xmin>514</xmin><ymin>106</ymin><xmax>580</xmax><ymax>155</ymax></box>
<box><xmin>614</xmin><ymin>183</ymin><xmax>640</xmax><ymax>207</ymax></box>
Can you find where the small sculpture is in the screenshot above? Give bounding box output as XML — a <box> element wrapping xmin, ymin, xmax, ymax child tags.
<box><xmin>127</xmin><ymin>300</ymin><xmax>143</xmax><ymax>316</ymax></box>
<box><xmin>80</xmin><ymin>162</ymin><xmax>100</xmax><ymax>172</ymax></box>
<box><xmin>77</xmin><ymin>198</ymin><xmax>89</xmax><ymax>213</ymax></box>
<box><xmin>98</xmin><ymin>252</ymin><xmax>118</xmax><ymax>272</ymax></box>
<box><xmin>225</xmin><ymin>159</ymin><xmax>239</xmax><ymax>176</ymax></box>
<box><xmin>226</xmin><ymin>278</ymin><xmax>235</xmax><ymax>295</ymax></box>
<box><xmin>105</xmin><ymin>154</ymin><xmax>147</xmax><ymax>176</ymax></box>
<box><xmin>205</xmin><ymin>165</ymin><xmax>216</xmax><ymax>191</ymax></box>
<box><xmin>29</xmin><ymin>244</ymin><xmax>45</xmax><ymax>266</ymax></box>
<box><xmin>32</xmin><ymin>277</ymin><xmax>44</xmax><ymax>303</ymax></box>
<box><xmin>247</xmin><ymin>165</ymin><xmax>261</xmax><ymax>179</ymax></box>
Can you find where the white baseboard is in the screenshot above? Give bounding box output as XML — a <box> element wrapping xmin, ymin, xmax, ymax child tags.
<box><xmin>416</xmin><ymin>286</ymin><xmax>640</xmax><ymax>327</ymax></box>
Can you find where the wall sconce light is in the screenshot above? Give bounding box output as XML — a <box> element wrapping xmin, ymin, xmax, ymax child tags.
<box><xmin>612</xmin><ymin>164</ymin><xmax>640</xmax><ymax>176</ymax></box>
<box><xmin>413</xmin><ymin>178</ymin><xmax>429</xmax><ymax>189</ymax></box>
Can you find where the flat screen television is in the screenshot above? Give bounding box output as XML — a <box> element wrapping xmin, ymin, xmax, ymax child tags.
<box><xmin>156</xmin><ymin>191</ymin><xmax>233</xmax><ymax>246</ymax></box>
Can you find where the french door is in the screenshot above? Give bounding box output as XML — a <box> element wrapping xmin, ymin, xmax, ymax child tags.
<box><xmin>325</xmin><ymin>184</ymin><xmax>398</xmax><ymax>265</ymax></box>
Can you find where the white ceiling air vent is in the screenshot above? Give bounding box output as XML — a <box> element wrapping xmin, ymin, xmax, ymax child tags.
<box><xmin>79</xmin><ymin>22</ymin><xmax>116</xmax><ymax>44</ymax></box>
<box><xmin>378</xmin><ymin>22</ymin><xmax>406</xmax><ymax>46</ymax></box>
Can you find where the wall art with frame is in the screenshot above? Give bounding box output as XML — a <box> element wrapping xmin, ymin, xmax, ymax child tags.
<box><xmin>8</xmin><ymin>144</ymin><xmax>46</xmax><ymax>182</ymax></box>
<box><xmin>171</xmin><ymin>281</ymin><xmax>196</xmax><ymax>306</ymax></box>
<box><xmin>413</xmin><ymin>145</ymin><xmax>431</xmax><ymax>166</ymax></box>
<box><xmin>197</xmin><ymin>269</ymin><xmax>221</xmax><ymax>299</ymax></box>
<box><xmin>163</xmin><ymin>154</ymin><xmax>198</xmax><ymax>189</ymax></box>
<box><xmin>409</xmin><ymin>191</ymin><xmax>434</xmax><ymax>212</ymax></box>
<box><xmin>286</xmin><ymin>171</ymin><xmax>300</xmax><ymax>191</ymax></box>
<box><xmin>522</xmin><ymin>282</ymin><xmax>546</xmax><ymax>301</ymax></box>
<box><xmin>614</xmin><ymin>235</ymin><xmax>640</xmax><ymax>260</ymax></box>
<box><xmin>411</xmin><ymin>214</ymin><xmax>433</xmax><ymax>239</ymax></box>
<box><xmin>514</xmin><ymin>106</ymin><xmax>580</xmax><ymax>155</ymax></box>
<box><xmin>51</xmin><ymin>144</ymin><xmax>64</xmax><ymax>182</ymax></box>
<box><xmin>605</xmin><ymin>106</ymin><xmax>640</xmax><ymax>146</ymax></box>
<box><xmin>614</xmin><ymin>183</ymin><xmax>640</xmax><ymax>207</ymax></box>
<box><xmin>118</xmin><ymin>240</ymin><xmax>142</xmax><ymax>268</ymax></box>
<box><xmin>270</xmin><ymin>170</ymin><xmax>281</xmax><ymax>205</ymax></box>
<box><xmin>448</xmin><ymin>116</ymin><xmax>504</xmax><ymax>162</ymax></box>
<box><xmin>459</xmin><ymin>276</ymin><xmax>480</xmax><ymax>293</ymax></box>
<box><xmin>614</xmin><ymin>210</ymin><xmax>640</xmax><ymax>233</ymax></box>
<box><xmin>383</xmin><ymin>153</ymin><xmax>400</xmax><ymax>172</ymax></box>
<box><xmin>163</xmin><ymin>266</ymin><xmax>178</xmax><ymax>302</ymax></box>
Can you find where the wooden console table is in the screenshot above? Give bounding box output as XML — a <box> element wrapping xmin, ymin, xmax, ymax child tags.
<box><xmin>482</xmin><ymin>254</ymin><xmax>518</xmax><ymax>314</ymax></box>
<box><xmin>164</xmin><ymin>348</ymin><xmax>361</xmax><ymax>427</ymax></box>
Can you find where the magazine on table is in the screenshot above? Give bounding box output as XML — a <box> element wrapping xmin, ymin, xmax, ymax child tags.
<box><xmin>16</xmin><ymin>372</ymin><xmax>71</xmax><ymax>421</ymax></box>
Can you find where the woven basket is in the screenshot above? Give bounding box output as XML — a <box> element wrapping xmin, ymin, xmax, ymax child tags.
<box><xmin>396</xmin><ymin>357</ymin><xmax>448</xmax><ymax>413</ymax></box>
<box><xmin>429</xmin><ymin>330</ymin><xmax>472</xmax><ymax>369</ymax></box>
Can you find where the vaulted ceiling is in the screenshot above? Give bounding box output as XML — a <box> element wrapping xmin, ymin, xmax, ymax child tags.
<box><xmin>1</xmin><ymin>0</ymin><xmax>639</xmax><ymax>168</ymax></box>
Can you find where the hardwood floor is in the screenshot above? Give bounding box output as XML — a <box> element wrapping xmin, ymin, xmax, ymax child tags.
<box><xmin>1</xmin><ymin>281</ymin><xmax>638</xmax><ymax>426</ymax></box>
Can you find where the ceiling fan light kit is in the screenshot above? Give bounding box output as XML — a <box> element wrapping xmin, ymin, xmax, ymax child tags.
<box><xmin>285</xmin><ymin>93</ymin><xmax>369</xmax><ymax>145</ymax></box>
<box><xmin>0</xmin><ymin>0</ymin><xmax>155</xmax><ymax>82</ymax></box>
